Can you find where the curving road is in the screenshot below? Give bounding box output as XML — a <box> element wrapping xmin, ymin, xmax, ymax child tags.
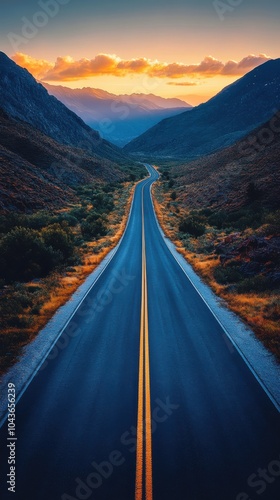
<box><xmin>0</xmin><ymin>165</ymin><xmax>279</xmax><ymax>500</ymax></box>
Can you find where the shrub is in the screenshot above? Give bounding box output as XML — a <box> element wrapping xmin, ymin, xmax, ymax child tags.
<box><xmin>81</xmin><ymin>211</ymin><xmax>107</xmax><ymax>240</ymax></box>
<box><xmin>0</xmin><ymin>227</ymin><xmax>62</xmax><ymax>282</ymax></box>
<box><xmin>262</xmin><ymin>210</ymin><xmax>280</xmax><ymax>235</ymax></box>
<box><xmin>208</xmin><ymin>211</ymin><xmax>228</xmax><ymax>229</ymax></box>
<box><xmin>214</xmin><ymin>265</ymin><xmax>243</xmax><ymax>285</ymax></box>
<box><xmin>41</xmin><ymin>224</ymin><xmax>74</xmax><ymax>260</ymax></box>
<box><xmin>92</xmin><ymin>192</ymin><xmax>114</xmax><ymax>213</ymax></box>
<box><xmin>69</xmin><ymin>206</ymin><xmax>88</xmax><ymax>221</ymax></box>
<box><xmin>226</xmin><ymin>208</ymin><xmax>263</xmax><ymax>231</ymax></box>
<box><xmin>236</xmin><ymin>275</ymin><xmax>275</xmax><ymax>293</ymax></box>
<box><xmin>25</xmin><ymin>212</ymin><xmax>54</xmax><ymax>230</ymax></box>
<box><xmin>179</xmin><ymin>216</ymin><xmax>206</xmax><ymax>237</ymax></box>
<box><xmin>57</xmin><ymin>213</ymin><xmax>79</xmax><ymax>227</ymax></box>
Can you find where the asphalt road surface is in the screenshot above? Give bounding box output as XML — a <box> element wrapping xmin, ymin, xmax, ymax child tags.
<box><xmin>0</xmin><ymin>165</ymin><xmax>279</xmax><ymax>500</ymax></box>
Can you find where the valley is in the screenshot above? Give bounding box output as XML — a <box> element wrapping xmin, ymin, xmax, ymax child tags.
<box><xmin>0</xmin><ymin>45</ymin><xmax>279</xmax><ymax>500</ymax></box>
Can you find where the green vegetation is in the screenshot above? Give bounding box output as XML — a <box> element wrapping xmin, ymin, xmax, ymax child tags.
<box><xmin>0</xmin><ymin>226</ymin><xmax>74</xmax><ymax>282</ymax></box>
<box><xmin>81</xmin><ymin>212</ymin><xmax>107</xmax><ymax>240</ymax></box>
<box><xmin>0</xmin><ymin>179</ymin><xmax>136</xmax><ymax>374</ymax></box>
<box><xmin>0</xmin><ymin>182</ymin><xmax>120</xmax><ymax>284</ymax></box>
<box><xmin>179</xmin><ymin>215</ymin><xmax>206</xmax><ymax>238</ymax></box>
<box><xmin>213</xmin><ymin>264</ymin><xmax>243</xmax><ymax>286</ymax></box>
<box><xmin>154</xmin><ymin>169</ymin><xmax>280</xmax><ymax>361</ymax></box>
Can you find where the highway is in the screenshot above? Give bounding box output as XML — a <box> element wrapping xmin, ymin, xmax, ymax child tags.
<box><xmin>0</xmin><ymin>164</ymin><xmax>279</xmax><ymax>500</ymax></box>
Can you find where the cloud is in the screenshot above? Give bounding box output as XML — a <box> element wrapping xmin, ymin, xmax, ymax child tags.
<box><xmin>167</xmin><ymin>82</ymin><xmax>198</xmax><ymax>86</ymax></box>
<box><xmin>12</xmin><ymin>52</ymin><xmax>53</xmax><ymax>80</ymax></box>
<box><xmin>222</xmin><ymin>54</ymin><xmax>272</xmax><ymax>75</ymax></box>
<box><xmin>12</xmin><ymin>52</ymin><xmax>272</xmax><ymax>81</ymax></box>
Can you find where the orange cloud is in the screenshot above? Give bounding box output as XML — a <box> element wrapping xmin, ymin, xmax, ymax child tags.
<box><xmin>12</xmin><ymin>52</ymin><xmax>272</xmax><ymax>81</ymax></box>
<box><xmin>12</xmin><ymin>52</ymin><xmax>53</xmax><ymax>80</ymax></box>
<box><xmin>167</xmin><ymin>82</ymin><xmax>198</xmax><ymax>86</ymax></box>
<box><xmin>222</xmin><ymin>54</ymin><xmax>272</xmax><ymax>75</ymax></box>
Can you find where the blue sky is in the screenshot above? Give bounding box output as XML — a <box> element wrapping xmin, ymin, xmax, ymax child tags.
<box><xmin>0</xmin><ymin>0</ymin><xmax>279</xmax><ymax>101</ymax></box>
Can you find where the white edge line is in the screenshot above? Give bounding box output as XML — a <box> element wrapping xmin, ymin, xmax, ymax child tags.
<box><xmin>0</xmin><ymin>174</ymin><xmax>152</xmax><ymax>429</ymax></box>
<box><xmin>146</xmin><ymin>165</ymin><xmax>280</xmax><ymax>413</ymax></box>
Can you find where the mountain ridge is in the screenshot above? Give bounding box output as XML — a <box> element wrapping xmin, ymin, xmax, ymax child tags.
<box><xmin>124</xmin><ymin>59</ymin><xmax>280</xmax><ymax>159</ymax></box>
<box><xmin>42</xmin><ymin>82</ymin><xmax>191</xmax><ymax>146</ymax></box>
<box><xmin>169</xmin><ymin>110</ymin><xmax>280</xmax><ymax>212</ymax></box>
<box><xmin>0</xmin><ymin>106</ymin><xmax>126</xmax><ymax>212</ymax></box>
<box><xmin>0</xmin><ymin>52</ymin><xmax>132</xmax><ymax>166</ymax></box>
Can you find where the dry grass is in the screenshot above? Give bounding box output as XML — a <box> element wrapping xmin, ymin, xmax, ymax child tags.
<box><xmin>152</xmin><ymin>182</ymin><xmax>280</xmax><ymax>362</ymax></box>
<box><xmin>34</xmin><ymin>182</ymin><xmax>136</xmax><ymax>327</ymax></box>
<box><xmin>0</xmin><ymin>181</ymin><xmax>139</xmax><ymax>375</ymax></box>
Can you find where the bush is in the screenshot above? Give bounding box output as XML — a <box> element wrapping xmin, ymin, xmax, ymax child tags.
<box><xmin>69</xmin><ymin>206</ymin><xmax>88</xmax><ymax>221</ymax></box>
<box><xmin>41</xmin><ymin>224</ymin><xmax>74</xmax><ymax>260</ymax></box>
<box><xmin>214</xmin><ymin>265</ymin><xmax>243</xmax><ymax>285</ymax></box>
<box><xmin>179</xmin><ymin>216</ymin><xmax>206</xmax><ymax>237</ymax></box>
<box><xmin>236</xmin><ymin>275</ymin><xmax>275</xmax><ymax>293</ymax></box>
<box><xmin>25</xmin><ymin>212</ymin><xmax>54</xmax><ymax>230</ymax></box>
<box><xmin>92</xmin><ymin>192</ymin><xmax>114</xmax><ymax>213</ymax></box>
<box><xmin>226</xmin><ymin>208</ymin><xmax>263</xmax><ymax>231</ymax></box>
<box><xmin>0</xmin><ymin>227</ymin><xmax>62</xmax><ymax>282</ymax></box>
<box><xmin>57</xmin><ymin>213</ymin><xmax>79</xmax><ymax>227</ymax></box>
<box><xmin>262</xmin><ymin>210</ymin><xmax>280</xmax><ymax>235</ymax></box>
<box><xmin>0</xmin><ymin>213</ymin><xmax>22</xmax><ymax>234</ymax></box>
<box><xmin>81</xmin><ymin>211</ymin><xmax>107</xmax><ymax>240</ymax></box>
<box><xmin>208</xmin><ymin>211</ymin><xmax>228</xmax><ymax>229</ymax></box>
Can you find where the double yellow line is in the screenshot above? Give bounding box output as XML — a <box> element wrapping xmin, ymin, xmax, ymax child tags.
<box><xmin>135</xmin><ymin>189</ymin><xmax>153</xmax><ymax>500</ymax></box>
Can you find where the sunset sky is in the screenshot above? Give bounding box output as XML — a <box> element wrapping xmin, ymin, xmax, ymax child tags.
<box><xmin>1</xmin><ymin>0</ymin><xmax>279</xmax><ymax>104</ymax></box>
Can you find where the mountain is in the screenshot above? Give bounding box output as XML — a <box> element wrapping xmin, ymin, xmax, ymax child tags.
<box><xmin>0</xmin><ymin>52</ymin><xmax>132</xmax><ymax>167</ymax></box>
<box><xmin>168</xmin><ymin>111</ymin><xmax>280</xmax><ymax>212</ymax></box>
<box><xmin>0</xmin><ymin>107</ymin><xmax>125</xmax><ymax>212</ymax></box>
<box><xmin>124</xmin><ymin>59</ymin><xmax>280</xmax><ymax>159</ymax></box>
<box><xmin>42</xmin><ymin>83</ymin><xmax>191</xmax><ymax>147</ymax></box>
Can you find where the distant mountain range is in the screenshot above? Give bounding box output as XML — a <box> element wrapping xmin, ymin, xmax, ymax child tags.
<box><xmin>124</xmin><ymin>59</ymin><xmax>280</xmax><ymax>159</ymax></box>
<box><xmin>42</xmin><ymin>83</ymin><xmax>191</xmax><ymax>147</ymax></box>
<box><xmin>0</xmin><ymin>52</ymin><xmax>132</xmax><ymax>167</ymax></box>
<box><xmin>1</xmin><ymin>50</ymin><xmax>280</xmax><ymax>213</ymax></box>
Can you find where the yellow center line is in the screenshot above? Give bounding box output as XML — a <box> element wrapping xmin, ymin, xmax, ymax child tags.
<box><xmin>135</xmin><ymin>230</ymin><xmax>145</xmax><ymax>499</ymax></box>
<box><xmin>135</xmin><ymin>189</ymin><xmax>153</xmax><ymax>500</ymax></box>
<box><xmin>144</xmin><ymin>258</ymin><xmax>153</xmax><ymax>500</ymax></box>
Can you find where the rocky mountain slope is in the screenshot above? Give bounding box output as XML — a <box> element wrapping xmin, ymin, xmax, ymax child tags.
<box><xmin>125</xmin><ymin>59</ymin><xmax>280</xmax><ymax>159</ymax></box>
<box><xmin>154</xmin><ymin>112</ymin><xmax>280</xmax><ymax>359</ymax></box>
<box><xmin>0</xmin><ymin>108</ymin><xmax>125</xmax><ymax>212</ymax></box>
<box><xmin>170</xmin><ymin>111</ymin><xmax>280</xmax><ymax>212</ymax></box>
<box><xmin>0</xmin><ymin>52</ymin><xmax>133</xmax><ymax>166</ymax></box>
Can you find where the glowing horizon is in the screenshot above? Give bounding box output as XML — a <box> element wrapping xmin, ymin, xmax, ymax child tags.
<box><xmin>1</xmin><ymin>0</ymin><xmax>279</xmax><ymax>104</ymax></box>
<box><xmin>11</xmin><ymin>51</ymin><xmax>275</xmax><ymax>105</ymax></box>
